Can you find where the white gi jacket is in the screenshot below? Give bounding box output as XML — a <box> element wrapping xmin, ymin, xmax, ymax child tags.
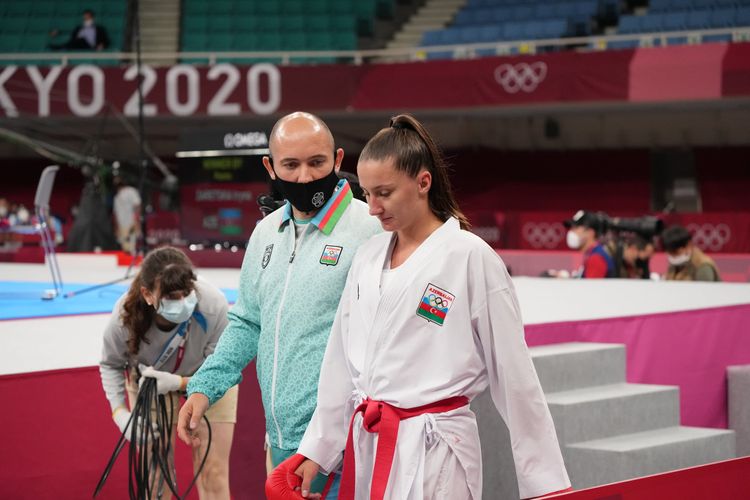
<box><xmin>298</xmin><ymin>218</ymin><xmax>570</xmax><ymax>499</ymax></box>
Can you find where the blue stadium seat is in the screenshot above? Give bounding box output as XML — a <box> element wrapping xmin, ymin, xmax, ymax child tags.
<box><xmin>669</xmin><ymin>0</ymin><xmax>692</xmax><ymax>11</ymax></box>
<box><xmin>455</xmin><ymin>9</ymin><xmax>477</xmax><ymax>25</ymax></box>
<box><xmin>686</xmin><ymin>9</ymin><xmax>711</xmax><ymax>29</ymax></box>
<box><xmin>649</xmin><ymin>0</ymin><xmax>671</xmax><ymax>12</ymax></box>
<box><xmin>512</xmin><ymin>5</ymin><xmax>534</xmax><ymax>21</ymax></box>
<box><xmin>711</xmin><ymin>8</ymin><xmax>736</xmax><ymax>28</ymax></box>
<box><xmin>478</xmin><ymin>25</ymin><xmax>503</xmax><ymax>42</ymax></box>
<box><xmin>457</xmin><ymin>26</ymin><xmax>479</xmax><ymax>43</ymax></box>
<box><xmin>642</xmin><ymin>14</ymin><xmax>664</xmax><ymax>32</ymax></box>
<box><xmin>738</xmin><ymin>7</ymin><xmax>750</xmax><ymax>26</ymax></box>
<box><xmin>523</xmin><ymin>21</ymin><xmax>544</xmax><ymax>39</ymax></box>
<box><xmin>442</xmin><ymin>29</ymin><xmax>462</xmax><ymax>45</ymax></box>
<box><xmin>492</xmin><ymin>7</ymin><xmax>513</xmax><ymax>23</ymax></box>
<box><xmin>607</xmin><ymin>39</ymin><xmax>640</xmax><ymax>49</ymax></box>
<box><xmin>504</xmin><ymin>22</ymin><xmax>524</xmax><ymax>39</ymax></box>
<box><xmin>702</xmin><ymin>33</ymin><xmax>733</xmax><ymax>42</ymax></box>
<box><xmin>422</xmin><ymin>30</ymin><xmax>443</xmax><ymax>46</ymax></box>
<box><xmin>665</xmin><ymin>35</ymin><xmax>689</xmax><ymax>45</ymax></box>
<box><xmin>663</xmin><ymin>12</ymin><xmax>688</xmax><ymax>31</ymax></box>
<box><xmin>619</xmin><ymin>15</ymin><xmax>642</xmax><ymax>33</ymax></box>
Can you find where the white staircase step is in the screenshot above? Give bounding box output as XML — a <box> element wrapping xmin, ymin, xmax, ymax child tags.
<box><xmin>393</xmin><ymin>32</ymin><xmax>425</xmax><ymax>43</ymax></box>
<box><xmin>566</xmin><ymin>426</ymin><xmax>736</xmax><ymax>488</ymax></box>
<box><xmin>546</xmin><ymin>383</ymin><xmax>680</xmax><ymax>444</ymax></box>
<box><xmin>386</xmin><ymin>0</ymin><xmax>467</xmax><ymax>49</ymax></box>
<box><xmin>529</xmin><ymin>342</ymin><xmax>626</xmax><ymax>393</ymax></box>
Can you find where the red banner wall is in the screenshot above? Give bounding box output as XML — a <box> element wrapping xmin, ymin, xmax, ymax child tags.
<box><xmin>466</xmin><ymin>210</ymin><xmax>750</xmax><ymax>253</ymax></box>
<box><xmin>2</xmin><ymin>43</ymin><xmax>748</xmax><ymax>118</ymax></box>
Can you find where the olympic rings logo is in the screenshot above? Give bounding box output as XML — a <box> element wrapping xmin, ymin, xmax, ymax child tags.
<box><xmin>522</xmin><ymin>222</ymin><xmax>565</xmax><ymax>249</ymax></box>
<box><xmin>429</xmin><ymin>294</ymin><xmax>449</xmax><ymax>308</ymax></box>
<box><xmin>687</xmin><ymin>223</ymin><xmax>731</xmax><ymax>252</ymax></box>
<box><xmin>494</xmin><ymin>62</ymin><xmax>548</xmax><ymax>94</ymax></box>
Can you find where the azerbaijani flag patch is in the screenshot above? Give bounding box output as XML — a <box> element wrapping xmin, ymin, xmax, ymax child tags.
<box><xmin>416</xmin><ymin>283</ymin><xmax>455</xmax><ymax>326</ymax></box>
<box><xmin>320</xmin><ymin>245</ymin><xmax>343</xmax><ymax>266</ymax></box>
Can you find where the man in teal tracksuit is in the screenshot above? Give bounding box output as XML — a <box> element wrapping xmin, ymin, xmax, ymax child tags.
<box><xmin>178</xmin><ymin>112</ymin><xmax>381</xmax><ymax>496</ymax></box>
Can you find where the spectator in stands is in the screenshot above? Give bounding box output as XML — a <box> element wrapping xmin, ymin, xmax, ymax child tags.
<box><xmin>6</xmin><ymin>202</ymin><xmax>31</xmax><ymax>226</ymax></box>
<box><xmin>0</xmin><ymin>197</ymin><xmax>9</xmax><ymax>244</ymax></box>
<box><xmin>112</xmin><ymin>176</ymin><xmax>141</xmax><ymax>254</ymax></box>
<box><xmin>0</xmin><ymin>197</ymin><xmax>9</xmax><ymax>221</ymax></box>
<box><xmin>662</xmin><ymin>225</ymin><xmax>721</xmax><ymax>282</ymax></box>
<box><xmin>609</xmin><ymin>234</ymin><xmax>655</xmax><ymax>279</ymax></box>
<box><xmin>48</xmin><ymin>9</ymin><xmax>110</xmax><ymax>51</ymax></box>
<box><xmin>564</xmin><ymin>210</ymin><xmax>615</xmax><ymax>278</ymax></box>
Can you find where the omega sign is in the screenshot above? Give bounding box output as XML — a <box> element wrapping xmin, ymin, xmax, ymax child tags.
<box><xmin>0</xmin><ymin>63</ymin><xmax>281</xmax><ymax>117</ymax></box>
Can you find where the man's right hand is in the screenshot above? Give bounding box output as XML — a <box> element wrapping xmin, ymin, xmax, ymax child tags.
<box><xmin>177</xmin><ymin>393</ymin><xmax>209</xmax><ymax>447</ymax></box>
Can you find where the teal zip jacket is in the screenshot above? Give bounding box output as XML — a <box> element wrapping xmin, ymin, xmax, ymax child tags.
<box><xmin>187</xmin><ymin>180</ymin><xmax>381</xmax><ymax>449</ymax></box>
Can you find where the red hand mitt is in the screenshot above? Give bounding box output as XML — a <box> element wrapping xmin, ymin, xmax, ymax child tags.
<box><xmin>265</xmin><ymin>453</ymin><xmax>306</xmax><ymax>500</ymax></box>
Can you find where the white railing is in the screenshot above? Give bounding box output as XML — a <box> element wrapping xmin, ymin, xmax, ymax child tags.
<box><xmin>0</xmin><ymin>27</ymin><xmax>748</xmax><ymax>66</ymax></box>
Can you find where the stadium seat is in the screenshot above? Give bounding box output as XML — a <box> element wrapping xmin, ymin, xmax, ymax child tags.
<box><xmin>711</xmin><ymin>8</ymin><xmax>736</xmax><ymax>28</ymax></box>
<box><xmin>663</xmin><ymin>12</ymin><xmax>688</xmax><ymax>31</ymax></box>
<box><xmin>686</xmin><ymin>10</ymin><xmax>712</xmax><ymax>30</ymax></box>
<box><xmin>619</xmin><ymin>16</ymin><xmax>642</xmax><ymax>34</ymax></box>
<box><xmin>180</xmin><ymin>0</ymin><xmax>374</xmax><ymax>52</ymax></box>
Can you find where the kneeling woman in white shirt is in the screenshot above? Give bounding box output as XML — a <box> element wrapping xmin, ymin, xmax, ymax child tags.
<box><xmin>291</xmin><ymin>114</ymin><xmax>572</xmax><ymax>500</ymax></box>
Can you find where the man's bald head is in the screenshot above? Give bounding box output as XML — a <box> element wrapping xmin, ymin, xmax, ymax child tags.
<box><xmin>268</xmin><ymin>111</ymin><xmax>334</xmax><ymax>157</ymax></box>
<box><xmin>262</xmin><ymin>111</ymin><xmax>344</xmax><ymax>194</ymax></box>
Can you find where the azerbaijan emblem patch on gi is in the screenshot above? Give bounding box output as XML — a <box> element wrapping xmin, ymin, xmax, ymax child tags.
<box><xmin>320</xmin><ymin>245</ymin><xmax>343</xmax><ymax>266</ymax></box>
<box><xmin>262</xmin><ymin>244</ymin><xmax>273</xmax><ymax>269</ymax></box>
<box><xmin>416</xmin><ymin>283</ymin><xmax>455</xmax><ymax>326</ymax></box>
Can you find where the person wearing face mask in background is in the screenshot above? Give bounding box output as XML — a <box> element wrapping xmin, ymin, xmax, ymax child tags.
<box><xmin>563</xmin><ymin>210</ymin><xmax>616</xmax><ymax>279</ymax></box>
<box><xmin>99</xmin><ymin>246</ymin><xmax>236</xmax><ymax>499</ymax></box>
<box><xmin>662</xmin><ymin>224</ymin><xmax>721</xmax><ymax>282</ymax></box>
<box><xmin>177</xmin><ymin>112</ymin><xmax>381</xmax><ymax>497</ymax></box>
<box><xmin>48</xmin><ymin>9</ymin><xmax>111</xmax><ymax>51</ymax></box>
<box><xmin>609</xmin><ymin>234</ymin><xmax>655</xmax><ymax>280</ymax></box>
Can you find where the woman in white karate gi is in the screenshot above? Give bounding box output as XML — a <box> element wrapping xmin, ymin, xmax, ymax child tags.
<box><xmin>288</xmin><ymin>114</ymin><xmax>572</xmax><ymax>500</ymax></box>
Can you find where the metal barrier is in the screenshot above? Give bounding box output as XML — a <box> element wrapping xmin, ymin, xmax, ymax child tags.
<box><xmin>0</xmin><ymin>27</ymin><xmax>748</xmax><ymax>66</ymax></box>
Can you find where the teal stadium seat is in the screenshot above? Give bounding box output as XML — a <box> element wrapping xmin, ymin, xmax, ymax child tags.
<box><xmin>179</xmin><ymin>0</ymin><xmax>391</xmax><ymax>55</ymax></box>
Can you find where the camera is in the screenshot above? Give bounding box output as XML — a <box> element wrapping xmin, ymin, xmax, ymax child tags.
<box><xmin>567</xmin><ymin>210</ymin><xmax>664</xmax><ymax>239</ymax></box>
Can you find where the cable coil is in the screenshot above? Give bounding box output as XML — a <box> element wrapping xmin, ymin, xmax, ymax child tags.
<box><xmin>94</xmin><ymin>377</ymin><xmax>211</xmax><ymax>499</ymax></box>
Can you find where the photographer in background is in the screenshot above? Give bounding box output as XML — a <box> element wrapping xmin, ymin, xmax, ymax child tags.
<box><xmin>609</xmin><ymin>234</ymin><xmax>655</xmax><ymax>280</ymax></box>
<box><xmin>662</xmin><ymin>225</ymin><xmax>721</xmax><ymax>282</ymax></box>
<box><xmin>564</xmin><ymin>210</ymin><xmax>615</xmax><ymax>279</ymax></box>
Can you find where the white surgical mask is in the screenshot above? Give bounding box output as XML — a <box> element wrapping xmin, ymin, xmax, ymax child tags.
<box><xmin>16</xmin><ymin>206</ymin><xmax>30</xmax><ymax>224</ymax></box>
<box><xmin>0</xmin><ymin>206</ymin><xmax>7</xmax><ymax>217</ymax></box>
<box><xmin>84</xmin><ymin>19</ymin><xmax>94</xmax><ymax>27</ymax></box>
<box><xmin>667</xmin><ymin>252</ymin><xmax>691</xmax><ymax>267</ymax></box>
<box><xmin>566</xmin><ymin>230</ymin><xmax>582</xmax><ymax>250</ymax></box>
<box><xmin>157</xmin><ymin>290</ymin><xmax>197</xmax><ymax>324</ymax></box>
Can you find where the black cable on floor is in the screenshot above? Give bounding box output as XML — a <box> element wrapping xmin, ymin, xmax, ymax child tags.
<box><xmin>94</xmin><ymin>377</ymin><xmax>212</xmax><ymax>499</ymax></box>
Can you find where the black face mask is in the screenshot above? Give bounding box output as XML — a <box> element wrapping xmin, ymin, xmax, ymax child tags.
<box><xmin>635</xmin><ymin>257</ymin><xmax>650</xmax><ymax>278</ymax></box>
<box><xmin>271</xmin><ymin>165</ymin><xmax>340</xmax><ymax>213</ymax></box>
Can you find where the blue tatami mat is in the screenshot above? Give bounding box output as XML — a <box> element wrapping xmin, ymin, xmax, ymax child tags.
<box><xmin>0</xmin><ymin>281</ymin><xmax>239</xmax><ymax>320</ymax></box>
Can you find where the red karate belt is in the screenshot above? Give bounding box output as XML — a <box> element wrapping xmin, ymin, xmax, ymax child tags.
<box><xmin>338</xmin><ymin>395</ymin><xmax>469</xmax><ymax>500</ymax></box>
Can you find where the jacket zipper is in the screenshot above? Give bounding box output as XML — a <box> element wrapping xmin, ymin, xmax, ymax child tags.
<box><xmin>269</xmin><ymin>222</ymin><xmax>309</xmax><ymax>448</ymax></box>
